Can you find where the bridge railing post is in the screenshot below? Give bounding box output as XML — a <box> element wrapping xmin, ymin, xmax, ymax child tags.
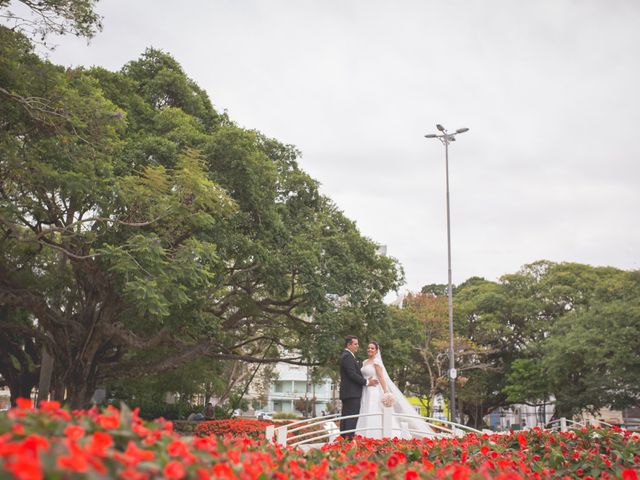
<box><xmin>560</xmin><ymin>417</ymin><xmax>567</xmax><ymax>432</ymax></box>
<box><xmin>276</xmin><ymin>424</ymin><xmax>288</xmax><ymax>446</ymax></box>
<box><xmin>265</xmin><ymin>425</ymin><xmax>274</xmax><ymax>443</ymax></box>
<box><xmin>382</xmin><ymin>406</ymin><xmax>392</xmax><ymax>438</ymax></box>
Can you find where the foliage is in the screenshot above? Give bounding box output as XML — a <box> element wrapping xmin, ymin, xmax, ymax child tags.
<box><xmin>96</xmin><ymin>356</ymin><xmax>233</xmax><ymax>422</ymax></box>
<box><xmin>128</xmin><ymin>401</ymin><xmax>201</xmax><ymax>422</ymax></box>
<box><xmin>453</xmin><ymin>275</ymin><xmax>514</xmax><ymax>426</ymax></box>
<box><xmin>273</xmin><ymin>412</ymin><xmax>300</xmax><ymax>419</ymax></box>
<box><xmin>0</xmin><ymin>0</ymin><xmax>102</xmax><ymax>44</ymax></box>
<box><xmin>293</xmin><ymin>396</ymin><xmax>315</xmax><ymax>417</ymax></box>
<box><xmin>414</xmin><ymin>262</ymin><xmax>640</xmax><ymax>426</ymax></box>
<box><xmin>0</xmin><ymin>27</ymin><xmax>401</xmax><ymax>407</ymax></box>
<box><xmin>389</xmin><ymin>291</ymin><xmax>490</xmax><ymax>420</ymax></box>
<box><xmin>401</xmin><ymin>292</ymin><xmax>450</xmax><ymax>402</ymax></box>
<box><xmin>500</xmin><ymin>263</ymin><xmax>640</xmax><ymax>417</ymax></box>
<box><xmin>1</xmin><ymin>400</ymin><xmax>639</xmax><ymax>479</ymax></box>
<box><xmin>537</xmin><ymin>279</ymin><xmax>640</xmax><ymax>415</ymax></box>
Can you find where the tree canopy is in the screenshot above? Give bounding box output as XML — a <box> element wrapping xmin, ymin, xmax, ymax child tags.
<box><xmin>0</xmin><ymin>27</ymin><xmax>401</xmax><ymax>406</ymax></box>
<box><xmin>448</xmin><ymin>261</ymin><xmax>640</xmax><ymax>424</ymax></box>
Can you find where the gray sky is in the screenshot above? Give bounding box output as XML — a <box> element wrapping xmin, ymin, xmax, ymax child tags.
<box><xmin>41</xmin><ymin>0</ymin><xmax>639</xmax><ymax>293</ymax></box>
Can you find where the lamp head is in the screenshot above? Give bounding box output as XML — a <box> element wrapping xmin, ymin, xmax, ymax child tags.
<box><xmin>455</xmin><ymin>127</ymin><xmax>469</xmax><ymax>134</ymax></box>
<box><xmin>424</xmin><ymin>134</ymin><xmax>438</xmax><ymax>138</ymax></box>
<box><xmin>436</xmin><ymin>124</ymin><xmax>445</xmax><ymax>132</ymax></box>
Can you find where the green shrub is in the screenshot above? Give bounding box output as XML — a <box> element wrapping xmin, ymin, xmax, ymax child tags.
<box><xmin>273</xmin><ymin>412</ymin><xmax>301</xmax><ymax>419</ymax></box>
<box><xmin>117</xmin><ymin>400</ymin><xmax>202</xmax><ymax>420</ymax></box>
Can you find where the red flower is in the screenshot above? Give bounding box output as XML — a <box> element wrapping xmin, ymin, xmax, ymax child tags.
<box><xmin>57</xmin><ymin>452</ymin><xmax>89</xmax><ymax>473</ymax></box>
<box><xmin>212</xmin><ymin>462</ymin><xmax>237</xmax><ymax>479</ymax></box>
<box><xmin>4</xmin><ymin>457</ymin><xmax>43</xmax><ymax>480</ymax></box>
<box><xmin>517</xmin><ymin>433</ymin><xmax>527</xmax><ymax>449</ymax></box>
<box><xmin>39</xmin><ymin>400</ymin><xmax>61</xmax><ymax>411</ymax></box>
<box><xmin>16</xmin><ymin>398</ymin><xmax>33</xmax><ymax>410</ymax></box>
<box><xmin>124</xmin><ymin>441</ymin><xmax>155</xmax><ymax>463</ymax></box>
<box><xmin>405</xmin><ymin>470</ymin><xmax>420</xmax><ymax>480</ymax></box>
<box><xmin>85</xmin><ymin>431</ymin><xmax>113</xmax><ymax>457</ymax></box>
<box><xmin>480</xmin><ymin>445</ymin><xmax>490</xmax><ymax>455</ymax></box>
<box><xmin>242</xmin><ymin>459</ymin><xmax>264</xmax><ymax>479</ymax></box>
<box><xmin>64</xmin><ymin>425</ymin><xmax>85</xmax><ymax>441</ymax></box>
<box><xmin>120</xmin><ymin>468</ymin><xmax>150</xmax><ymax>480</ymax></box>
<box><xmin>131</xmin><ymin>422</ymin><xmax>151</xmax><ymax>437</ymax></box>
<box><xmin>452</xmin><ymin>464</ymin><xmax>471</xmax><ymax>480</ymax></box>
<box><xmin>164</xmin><ymin>460</ymin><xmax>186</xmax><ymax>479</ymax></box>
<box><xmin>228</xmin><ymin>449</ymin><xmax>241</xmax><ymax>464</ymax></box>
<box><xmin>386</xmin><ymin>452</ymin><xmax>402</xmax><ymax>469</ymax></box>
<box><xmin>622</xmin><ymin>469</ymin><xmax>639</xmax><ymax>480</ymax></box>
<box><xmin>97</xmin><ymin>412</ymin><xmax>120</xmax><ymax>430</ymax></box>
<box><xmin>21</xmin><ymin>434</ymin><xmax>50</xmax><ymax>455</ymax></box>
<box><xmin>196</xmin><ymin>468</ymin><xmax>211</xmax><ymax>480</ymax></box>
<box><xmin>495</xmin><ymin>473</ymin><xmax>524</xmax><ymax>480</ymax></box>
<box><xmin>12</xmin><ymin>423</ymin><xmax>25</xmax><ymax>435</ymax></box>
<box><xmin>168</xmin><ymin>440</ymin><xmax>190</xmax><ymax>457</ymax></box>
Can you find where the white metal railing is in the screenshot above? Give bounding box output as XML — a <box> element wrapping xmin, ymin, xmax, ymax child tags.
<box><xmin>545</xmin><ymin>417</ymin><xmax>626</xmax><ymax>432</ymax></box>
<box><xmin>581</xmin><ymin>418</ymin><xmax>622</xmax><ymax>429</ymax></box>
<box><xmin>547</xmin><ymin>418</ymin><xmax>590</xmax><ymax>432</ymax></box>
<box><xmin>267</xmin><ymin>414</ymin><xmax>630</xmax><ymax>448</ymax></box>
<box><xmin>266</xmin><ymin>407</ymin><xmax>483</xmax><ymax>447</ymax></box>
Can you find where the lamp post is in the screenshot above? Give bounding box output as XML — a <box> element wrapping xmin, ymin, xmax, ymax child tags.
<box><xmin>424</xmin><ymin>124</ymin><xmax>469</xmax><ymax>424</ymax></box>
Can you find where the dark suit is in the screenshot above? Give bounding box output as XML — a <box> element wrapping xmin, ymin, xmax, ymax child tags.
<box><xmin>339</xmin><ymin>349</ymin><xmax>367</xmax><ymax>439</ymax></box>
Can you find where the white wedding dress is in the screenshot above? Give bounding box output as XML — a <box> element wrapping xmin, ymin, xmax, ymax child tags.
<box><xmin>355</xmin><ymin>351</ymin><xmax>434</xmax><ymax>439</ymax></box>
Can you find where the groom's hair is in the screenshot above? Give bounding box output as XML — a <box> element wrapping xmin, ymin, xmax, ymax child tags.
<box><xmin>344</xmin><ymin>335</ymin><xmax>358</xmax><ymax>347</ymax></box>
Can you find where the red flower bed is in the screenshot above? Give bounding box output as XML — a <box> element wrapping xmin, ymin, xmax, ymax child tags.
<box><xmin>194</xmin><ymin>418</ymin><xmax>325</xmax><ymax>441</ymax></box>
<box><xmin>194</xmin><ymin>419</ymin><xmax>272</xmax><ymax>439</ymax></box>
<box><xmin>1</xmin><ymin>399</ymin><xmax>639</xmax><ymax>479</ymax></box>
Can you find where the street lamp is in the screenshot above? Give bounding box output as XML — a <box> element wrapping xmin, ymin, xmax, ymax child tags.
<box><xmin>424</xmin><ymin>124</ymin><xmax>469</xmax><ymax>424</ymax></box>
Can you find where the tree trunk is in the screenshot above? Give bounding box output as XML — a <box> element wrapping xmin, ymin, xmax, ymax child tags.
<box><xmin>51</xmin><ymin>374</ymin><xmax>65</xmax><ymax>402</ymax></box>
<box><xmin>36</xmin><ymin>346</ymin><xmax>54</xmax><ymax>406</ymax></box>
<box><xmin>66</xmin><ymin>375</ymin><xmax>97</xmax><ymax>409</ymax></box>
<box><xmin>1</xmin><ymin>356</ymin><xmax>39</xmax><ymax>406</ymax></box>
<box><xmin>8</xmin><ymin>373</ymin><xmax>38</xmax><ymax>406</ymax></box>
<box><xmin>464</xmin><ymin>406</ymin><xmax>483</xmax><ymax>429</ymax></box>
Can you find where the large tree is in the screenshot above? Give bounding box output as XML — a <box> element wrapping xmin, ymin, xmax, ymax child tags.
<box><xmin>0</xmin><ymin>30</ymin><xmax>401</xmax><ymax>407</ymax></box>
<box><xmin>504</xmin><ymin>265</ymin><xmax>640</xmax><ymax>417</ymax></box>
<box><xmin>449</xmin><ymin>261</ymin><xmax>640</xmax><ymax>423</ymax></box>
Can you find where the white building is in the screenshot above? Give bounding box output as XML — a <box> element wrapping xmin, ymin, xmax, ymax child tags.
<box><xmin>248</xmin><ymin>362</ymin><xmax>336</xmax><ymax>416</ymax></box>
<box><xmin>486</xmin><ymin>402</ymin><xmax>555</xmax><ymax>430</ymax></box>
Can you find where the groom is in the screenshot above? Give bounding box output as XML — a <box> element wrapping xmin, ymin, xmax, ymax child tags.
<box><xmin>339</xmin><ymin>335</ymin><xmax>378</xmax><ymax>439</ymax></box>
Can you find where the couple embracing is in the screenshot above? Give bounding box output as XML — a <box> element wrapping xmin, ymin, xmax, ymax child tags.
<box><xmin>339</xmin><ymin>335</ymin><xmax>433</xmax><ymax>439</ymax></box>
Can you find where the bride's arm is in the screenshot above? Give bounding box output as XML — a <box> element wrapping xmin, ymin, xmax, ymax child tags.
<box><xmin>373</xmin><ymin>364</ymin><xmax>388</xmax><ymax>393</ymax></box>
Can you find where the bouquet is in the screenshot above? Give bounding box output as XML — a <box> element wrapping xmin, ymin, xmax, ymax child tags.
<box><xmin>381</xmin><ymin>392</ymin><xmax>395</xmax><ymax>408</ymax></box>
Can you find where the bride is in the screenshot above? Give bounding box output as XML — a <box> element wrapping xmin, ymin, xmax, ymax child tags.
<box><xmin>355</xmin><ymin>341</ymin><xmax>434</xmax><ymax>439</ymax></box>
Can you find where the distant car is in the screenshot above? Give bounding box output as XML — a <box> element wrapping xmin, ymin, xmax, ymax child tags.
<box><xmin>231</xmin><ymin>409</ymin><xmax>241</xmax><ymax>418</ymax></box>
<box><xmin>257</xmin><ymin>411</ymin><xmax>274</xmax><ymax>421</ymax></box>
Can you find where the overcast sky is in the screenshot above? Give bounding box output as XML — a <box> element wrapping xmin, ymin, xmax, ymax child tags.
<box><xmin>40</xmin><ymin>0</ymin><xmax>640</xmax><ymax>293</ymax></box>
